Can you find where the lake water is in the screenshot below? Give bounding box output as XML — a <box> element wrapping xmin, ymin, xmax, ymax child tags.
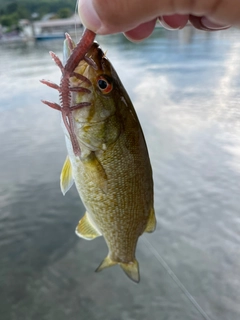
<box><xmin>1</xmin><ymin>27</ymin><xmax>240</xmax><ymax>320</ymax></box>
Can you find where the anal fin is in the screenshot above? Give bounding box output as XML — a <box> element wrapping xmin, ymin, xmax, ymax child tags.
<box><xmin>75</xmin><ymin>212</ymin><xmax>102</xmax><ymax>240</ymax></box>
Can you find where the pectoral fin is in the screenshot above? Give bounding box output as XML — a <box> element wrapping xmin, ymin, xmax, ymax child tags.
<box><xmin>75</xmin><ymin>212</ymin><xmax>102</xmax><ymax>240</ymax></box>
<box><xmin>60</xmin><ymin>156</ymin><xmax>74</xmax><ymax>195</ymax></box>
<box><xmin>82</xmin><ymin>152</ymin><xmax>108</xmax><ymax>193</ymax></box>
<box><xmin>144</xmin><ymin>207</ymin><xmax>156</xmax><ymax>233</ymax></box>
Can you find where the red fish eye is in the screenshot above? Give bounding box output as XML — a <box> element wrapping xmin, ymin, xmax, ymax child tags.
<box><xmin>97</xmin><ymin>76</ymin><xmax>112</xmax><ymax>94</ymax></box>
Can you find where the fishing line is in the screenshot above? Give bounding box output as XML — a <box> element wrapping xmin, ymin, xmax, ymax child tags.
<box><xmin>74</xmin><ymin>0</ymin><xmax>80</xmax><ymax>42</ymax></box>
<box><xmin>143</xmin><ymin>237</ymin><xmax>212</xmax><ymax>320</ymax></box>
<box><xmin>74</xmin><ymin>1</ymin><xmax>92</xmax><ymax>46</ymax></box>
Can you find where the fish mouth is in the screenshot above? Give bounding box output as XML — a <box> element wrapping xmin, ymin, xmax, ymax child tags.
<box><xmin>80</xmin><ymin>41</ymin><xmax>110</xmax><ymax>77</ymax></box>
<box><xmin>84</xmin><ymin>43</ymin><xmax>100</xmax><ymax>70</ymax></box>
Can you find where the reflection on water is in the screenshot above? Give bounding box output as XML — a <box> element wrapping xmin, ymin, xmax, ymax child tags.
<box><xmin>1</xmin><ymin>27</ymin><xmax>240</xmax><ymax>320</ymax></box>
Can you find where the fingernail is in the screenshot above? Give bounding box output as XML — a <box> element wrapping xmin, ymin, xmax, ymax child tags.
<box><xmin>159</xmin><ymin>17</ymin><xmax>180</xmax><ymax>30</ymax></box>
<box><xmin>124</xmin><ymin>33</ymin><xmax>145</xmax><ymax>43</ymax></box>
<box><xmin>78</xmin><ymin>0</ymin><xmax>101</xmax><ymax>32</ymax></box>
<box><xmin>201</xmin><ymin>17</ymin><xmax>230</xmax><ymax>30</ymax></box>
<box><xmin>124</xmin><ymin>19</ymin><xmax>156</xmax><ymax>43</ymax></box>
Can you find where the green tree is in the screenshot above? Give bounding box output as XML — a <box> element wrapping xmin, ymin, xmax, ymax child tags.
<box><xmin>0</xmin><ymin>15</ymin><xmax>13</xmax><ymax>27</ymax></box>
<box><xmin>5</xmin><ymin>2</ymin><xmax>18</xmax><ymax>15</ymax></box>
<box><xmin>0</xmin><ymin>12</ymin><xmax>19</xmax><ymax>27</ymax></box>
<box><xmin>0</xmin><ymin>0</ymin><xmax>75</xmax><ymax>29</ymax></box>
<box><xmin>57</xmin><ymin>7</ymin><xmax>71</xmax><ymax>19</ymax></box>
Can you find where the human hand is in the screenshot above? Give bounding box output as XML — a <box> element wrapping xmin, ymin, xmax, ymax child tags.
<box><xmin>78</xmin><ymin>0</ymin><xmax>235</xmax><ymax>42</ymax></box>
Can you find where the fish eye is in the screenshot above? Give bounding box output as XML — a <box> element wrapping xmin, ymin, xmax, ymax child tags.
<box><xmin>97</xmin><ymin>76</ymin><xmax>113</xmax><ymax>94</ymax></box>
<box><xmin>98</xmin><ymin>79</ymin><xmax>107</xmax><ymax>89</ymax></box>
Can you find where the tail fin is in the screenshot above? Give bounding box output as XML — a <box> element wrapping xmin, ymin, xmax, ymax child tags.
<box><xmin>120</xmin><ymin>259</ymin><xmax>140</xmax><ymax>283</ymax></box>
<box><xmin>95</xmin><ymin>256</ymin><xmax>140</xmax><ymax>283</ymax></box>
<box><xmin>95</xmin><ymin>256</ymin><xmax>117</xmax><ymax>272</ymax></box>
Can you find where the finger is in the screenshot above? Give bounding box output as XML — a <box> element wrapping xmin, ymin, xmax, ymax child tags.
<box><xmin>189</xmin><ymin>15</ymin><xmax>230</xmax><ymax>31</ymax></box>
<box><xmin>78</xmin><ymin>0</ymin><xmax>237</xmax><ymax>35</ymax></box>
<box><xmin>124</xmin><ymin>19</ymin><xmax>157</xmax><ymax>42</ymax></box>
<box><xmin>159</xmin><ymin>14</ymin><xmax>189</xmax><ymax>30</ymax></box>
<box><xmin>190</xmin><ymin>0</ymin><xmax>240</xmax><ymax>27</ymax></box>
<box><xmin>200</xmin><ymin>17</ymin><xmax>231</xmax><ymax>30</ymax></box>
<box><xmin>78</xmin><ymin>0</ymin><xmax>173</xmax><ymax>34</ymax></box>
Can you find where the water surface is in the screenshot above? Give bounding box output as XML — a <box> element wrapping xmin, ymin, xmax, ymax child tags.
<box><xmin>1</xmin><ymin>27</ymin><xmax>240</xmax><ymax>320</ymax></box>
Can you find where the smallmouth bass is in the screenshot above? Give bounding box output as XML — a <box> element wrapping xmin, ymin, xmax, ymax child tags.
<box><xmin>42</xmin><ymin>31</ymin><xmax>156</xmax><ymax>283</ymax></box>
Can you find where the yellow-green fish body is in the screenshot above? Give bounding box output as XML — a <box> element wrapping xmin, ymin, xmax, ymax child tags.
<box><xmin>60</xmin><ymin>41</ymin><xmax>156</xmax><ymax>283</ymax></box>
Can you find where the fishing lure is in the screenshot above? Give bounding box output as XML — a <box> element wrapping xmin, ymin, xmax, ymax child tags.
<box><xmin>40</xmin><ymin>29</ymin><xmax>96</xmax><ymax>157</ymax></box>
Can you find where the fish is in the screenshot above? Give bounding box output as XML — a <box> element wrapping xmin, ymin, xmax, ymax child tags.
<box><xmin>41</xmin><ymin>30</ymin><xmax>156</xmax><ymax>283</ymax></box>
